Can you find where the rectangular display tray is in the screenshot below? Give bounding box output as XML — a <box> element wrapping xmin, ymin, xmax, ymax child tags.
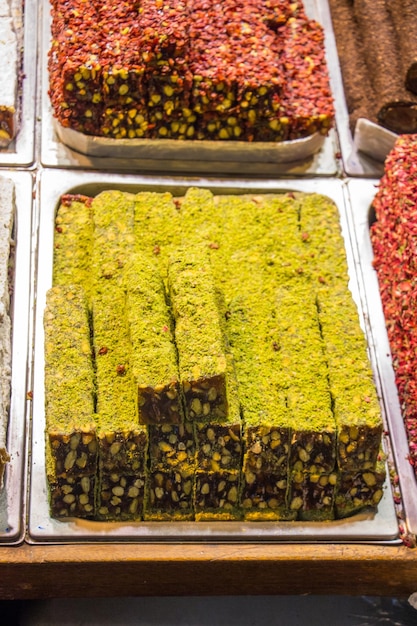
<box><xmin>346</xmin><ymin>179</ymin><xmax>417</xmax><ymax>537</ymax></box>
<box><xmin>27</xmin><ymin>169</ymin><xmax>399</xmax><ymax>544</ymax></box>
<box><xmin>0</xmin><ymin>170</ymin><xmax>33</xmax><ymax>544</ymax></box>
<box><xmin>39</xmin><ymin>0</ymin><xmax>339</xmax><ymax>177</ymax></box>
<box><xmin>0</xmin><ymin>0</ymin><xmax>37</xmax><ymax>167</ymax></box>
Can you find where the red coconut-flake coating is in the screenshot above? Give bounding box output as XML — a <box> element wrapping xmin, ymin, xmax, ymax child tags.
<box><xmin>189</xmin><ymin>0</ymin><xmax>285</xmax><ymax>141</ymax></box>
<box><xmin>137</xmin><ymin>0</ymin><xmax>189</xmax><ymax>70</ymax></box>
<box><xmin>134</xmin><ymin>0</ymin><xmax>192</xmax><ymax>139</ymax></box>
<box><xmin>261</xmin><ymin>0</ymin><xmax>307</xmax><ymax>28</ymax></box>
<box><xmin>279</xmin><ymin>16</ymin><xmax>335</xmax><ymax>139</ymax></box>
<box><xmin>188</xmin><ymin>3</ymin><xmax>238</xmax><ymax>113</ymax></box>
<box><xmin>370</xmin><ymin>134</ymin><xmax>417</xmax><ymax>474</ymax></box>
<box><xmin>95</xmin><ymin>1</ymin><xmax>145</xmax><ymax>108</ymax></box>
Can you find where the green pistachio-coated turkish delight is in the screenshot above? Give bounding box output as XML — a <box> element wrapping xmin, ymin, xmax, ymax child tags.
<box><xmin>91</xmin><ymin>190</ymin><xmax>136</xmax><ymax>286</ymax></box>
<box><xmin>52</xmin><ymin>194</ymin><xmax>94</xmax><ymax>296</ymax></box>
<box><xmin>123</xmin><ymin>253</ymin><xmax>184</xmax><ymax>425</ymax></box>
<box><xmin>44</xmin><ymin>285</ymin><xmax>97</xmax><ymax>482</ymax></box>
<box><xmin>93</xmin><ymin>286</ymin><xmax>148</xmax><ymax>520</ymax></box>
<box><xmin>168</xmin><ymin>246</ymin><xmax>228</xmax><ymax>422</ymax></box>
<box><xmin>317</xmin><ymin>285</ymin><xmax>383</xmax><ymax>471</ymax></box>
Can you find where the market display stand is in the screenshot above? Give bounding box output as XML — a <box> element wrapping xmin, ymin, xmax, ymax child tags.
<box><xmin>1</xmin><ymin>0</ymin><xmax>417</xmax><ymax>601</ymax></box>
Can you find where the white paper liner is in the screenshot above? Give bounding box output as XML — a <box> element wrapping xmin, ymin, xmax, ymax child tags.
<box><xmin>353</xmin><ymin>118</ymin><xmax>398</xmax><ymax>164</ymax></box>
<box><xmin>53</xmin><ymin>119</ymin><xmax>327</xmax><ymax>165</ymax></box>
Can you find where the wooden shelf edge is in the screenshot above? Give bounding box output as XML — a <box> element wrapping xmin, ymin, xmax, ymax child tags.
<box><xmin>0</xmin><ymin>541</ymin><xmax>416</xmax><ymax>599</ymax></box>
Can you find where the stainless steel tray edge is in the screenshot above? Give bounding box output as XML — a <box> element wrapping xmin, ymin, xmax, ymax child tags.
<box><xmin>346</xmin><ymin>178</ymin><xmax>417</xmax><ymax>537</ymax></box>
<box><xmin>0</xmin><ymin>170</ymin><xmax>34</xmax><ymax>544</ymax></box>
<box><xmin>26</xmin><ymin>169</ymin><xmax>399</xmax><ymax>544</ymax></box>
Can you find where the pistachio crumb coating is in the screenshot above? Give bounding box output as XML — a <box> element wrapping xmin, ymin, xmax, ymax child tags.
<box><xmin>194</xmin><ymin>286</ymin><xmax>242</xmax><ymax>473</ymax></box>
<box><xmin>124</xmin><ymin>253</ymin><xmax>184</xmax><ymax>425</ymax></box>
<box><xmin>168</xmin><ymin>246</ymin><xmax>228</xmax><ymax>422</ymax></box>
<box><xmin>53</xmin><ymin>194</ymin><xmax>94</xmax><ymax>297</ymax></box>
<box><xmin>91</xmin><ymin>190</ymin><xmax>136</xmax><ymax>287</ymax></box>
<box><xmin>44</xmin><ymin>285</ymin><xmax>97</xmax><ymax>483</ymax></box>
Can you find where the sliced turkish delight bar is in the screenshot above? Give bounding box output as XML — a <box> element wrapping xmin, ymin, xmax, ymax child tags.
<box><xmin>223</xmin><ymin>7</ymin><xmax>285</xmax><ymax>141</ymax></box>
<box><xmin>44</xmin><ymin>285</ymin><xmax>97</xmax><ymax>482</ymax></box>
<box><xmin>146</xmin><ymin>69</ymin><xmax>194</xmax><ymax>140</ymax></box>
<box><xmin>93</xmin><ymin>286</ymin><xmax>147</xmax><ymax>463</ymax></box>
<box><xmin>176</xmin><ymin>187</ymin><xmax>220</xmax><ymax>250</ymax></box>
<box><xmin>148</xmin><ymin>421</ymin><xmax>195</xmax><ymax>471</ymax></box>
<box><xmin>100</xmin><ymin>55</ymin><xmax>147</xmax><ymax>139</ymax></box>
<box><xmin>91</xmin><ymin>190</ymin><xmax>136</xmax><ymax>286</ymax></box>
<box><xmin>97</xmin><ymin>472</ymin><xmax>145</xmax><ymax>521</ymax></box>
<box><xmin>225</xmin><ymin>294</ymin><xmax>291</xmax><ymax>478</ymax></box>
<box><xmin>276</xmin><ymin>283</ymin><xmax>336</xmax><ymax>474</ymax></box>
<box><xmin>288</xmin><ymin>470</ymin><xmax>338</xmax><ymax>521</ymax></box>
<box><xmin>48</xmin><ymin>474</ymin><xmax>96</xmax><ymax>519</ymax></box>
<box><xmin>240</xmin><ymin>470</ymin><xmax>296</xmax><ymax>521</ymax></box>
<box><xmin>298</xmin><ymin>191</ymin><xmax>349</xmax><ymax>284</ymax></box>
<box><xmin>48</xmin><ymin>17</ymin><xmax>104</xmax><ymax>136</ymax></box>
<box><xmin>317</xmin><ymin>285</ymin><xmax>383</xmax><ymax>471</ymax></box>
<box><xmin>168</xmin><ymin>247</ymin><xmax>228</xmax><ymax>422</ymax></box>
<box><xmin>101</xmin><ymin>0</ymin><xmax>190</xmax><ymax>139</ymax></box>
<box><xmin>53</xmin><ymin>194</ymin><xmax>94</xmax><ymax>296</ymax></box>
<box><xmin>194</xmin><ymin>293</ymin><xmax>242</xmax><ymax>472</ymax></box>
<box><xmin>194</xmin><ymin>469</ymin><xmax>241</xmax><ymax>521</ymax></box>
<box><xmin>335</xmin><ymin>457</ymin><xmax>386</xmax><ymax>519</ymax></box>
<box><xmin>188</xmin><ymin>9</ymin><xmax>236</xmax><ymax>114</ymax></box>
<box><xmin>144</xmin><ymin>467</ymin><xmax>194</xmax><ymax>521</ymax></box>
<box><xmin>0</xmin><ymin>17</ymin><xmax>18</xmax><ymax>147</ymax></box>
<box><xmin>123</xmin><ymin>253</ymin><xmax>184</xmax><ymax>425</ymax></box>
<box><xmin>101</xmin><ymin>103</ymin><xmax>149</xmax><ymax>140</ymax></box>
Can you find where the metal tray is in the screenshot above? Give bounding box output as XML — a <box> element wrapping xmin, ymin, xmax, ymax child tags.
<box><xmin>27</xmin><ymin>169</ymin><xmax>399</xmax><ymax>545</ymax></box>
<box><xmin>0</xmin><ymin>170</ymin><xmax>33</xmax><ymax>544</ymax></box>
<box><xmin>346</xmin><ymin>179</ymin><xmax>417</xmax><ymax>537</ymax></box>
<box><xmin>39</xmin><ymin>0</ymin><xmax>339</xmax><ymax>177</ymax></box>
<box><xmin>317</xmin><ymin>2</ymin><xmax>392</xmax><ymax>178</ymax></box>
<box><xmin>0</xmin><ymin>0</ymin><xmax>37</xmax><ymax>167</ymax></box>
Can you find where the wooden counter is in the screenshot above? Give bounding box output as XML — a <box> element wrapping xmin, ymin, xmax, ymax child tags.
<box><xmin>1</xmin><ymin>541</ymin><xmax>416</xmax><ymax>599</ymax></box>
